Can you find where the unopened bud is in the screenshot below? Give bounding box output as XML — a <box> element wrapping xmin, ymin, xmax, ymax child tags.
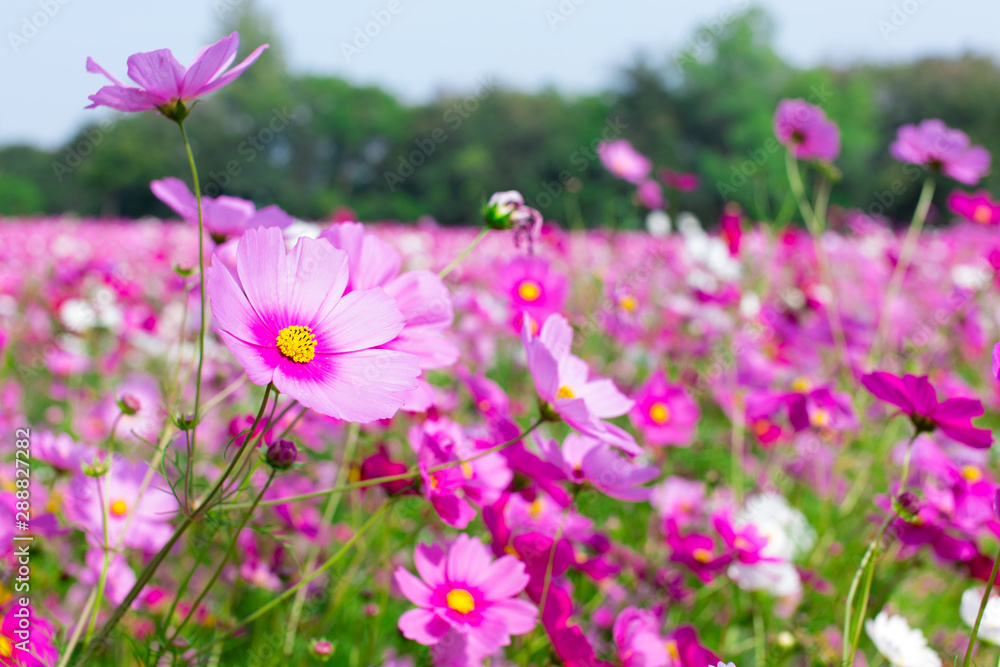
<box><xmin>266</xmin><ymin>439</ymin><xmax>298</xmax><ymax>470</ymax></box>
<box><xmin>311</xmin><ymin>639</ymin><xmax>335</xmax><ymax>661</ymax></box>
<box><xmin>118</xmin><ymin>394</ymin><xmax>141</xmax><ymax>416</ymax></box>
<box><xmin>894</xmin><ymin>491</ymin><xmax>921</xmax><ymax>522</ymax></box>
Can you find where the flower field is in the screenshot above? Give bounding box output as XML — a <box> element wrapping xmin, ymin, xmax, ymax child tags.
<box><xmin>6</xmin><ymin>29</ymin><xmax>1000</xmax><ymax>667</ymax></box>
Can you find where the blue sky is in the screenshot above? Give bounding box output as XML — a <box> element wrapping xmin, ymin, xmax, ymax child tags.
<box><xmin>2</xmin><ymin>0</ymin><xmax>997</xmax><ymax>147</ymax></box>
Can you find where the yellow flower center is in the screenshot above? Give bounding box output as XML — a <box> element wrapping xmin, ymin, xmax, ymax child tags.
<box><xmin>810</xmin><ymin>408</ymin><xmax>831</xmax><ymax>428</ymax></box>
<box><xmin>110</xmin><ymin>500</ymin><xmax>128</xmax><ymax>517</ymax></box>
<box><xmin>555</xmin><ymin>385</ymin><xmax>575</xmax><ymax>400</ymax></box>
<box><xmin>734</xmin><ymin>537</ymin><xmax>752</xmax><ymax>551</ymax></box>
<box><xmin>517</xmin><ymin>280</ymin><xmax>542</xmax><ymax>302</ymax></box>
<box><xmin>974</xmin><ymin>204</ymin><xmax>993</xmax><ymax>224</ymax></box>
<box><xmin>618</xmin><ymin>294</ymin><xmax>638</xmax><ymax>312</ymax></box>
<box><xmin>276</xmin><ymin>325</ymin><xmax>317</xmax><ymax>363</ymax></box>
<box><xmin>461</xmin><ymin>462</ymin><xmax>473</xmax><ymax>479</ymax></box>
<box><xmin>649</xmin><ymin>402</ymin><xmax>671</xmax><ymax>424</ymax></box>
<box><xmin>962</xmin><ymin>465</ymin><xmax>982</xmax><ymax>482</ymax></box>
<box><xmin>791</xmin><ymin>377</ymin><xmax>812</xmax><ymax>393</ymax></box>
<box><xmin>665</xmin><ymin>640</ymin><xmax>680</xmax><ymax>661</ymax></box>
<box><xmin>504</xmin><ymin>545</ymin><xmax>519</xmax><ymax>558</ymax></box>
<box><xmin>477</xmin><ymin>399</ymin><xmax>491</xmax><ymax>412</ymax></box>
<box><xmin>0</xmin><ymin>634</ymin><xmax>11</xmax><ymax>658</ymax></box>
<box><xmin>446</xmin><ymin>588</ymin><xmax>475</xmax><ymax>614</ymax></box>
<box><xmin>529</xmin><ymin>498</ymin><xmax>544</xmax><ymax>518</ymax></box>
<box><xmin>693</xmin><ymin>548</ymin><xmax>712</xmax><ymax>563</ymax></box>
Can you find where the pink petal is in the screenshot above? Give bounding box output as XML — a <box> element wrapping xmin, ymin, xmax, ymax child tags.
<box><xmin>86</xmin><ymin>57</ymin><xmax>126</xmax><ymax>86</ymax></box>
<box><xmin>539</xmin><ymin>313</ymin><xmax>573</xmax><ymax>361</ymax></box>
<box><xmin>272</xmin><ymin>349</ymin><xmax>418</xmax><ymax>422</ymax></box>
<box><xmin>214</xmin><ymin>331</ymin><xmax>277</xmax><ymax>386</ymax></box>
<box><xmin>206</xmin><ymin>256</ymin><xmax>274</xmax><ymax>348</ymax></box>
<box><xmin>861</xmin><ymin>372</ymin><xmax>912</xmax><ymax>412</ymax></box>
<box><xmin>394</xmin><ymin>567</ymin><xmax>434</xmax><ymax>606</ymax></box>
<box><xmin>579</xmin><ymin>378</ymin><xmax>634</xmax><ymax>418</ymax></box>
<box><xmin>126</xmin><ymin>49</ymin><xmax>185</xmax><ymax>99</ymax></box>
<box><xmin>283</xmin><ymin>236</ymin><xmax>349</xmax><ymax>331</ymax></box>
<box><xmin>446</xmin><ymin>534</ymin><xmax>493</xmax><ymax>588</ymax></box>
<box><xmin>993</xmin><ymin>342</ymin><xmax>1000</xmax><ymax>382</ymax></box>
<box><xmin>483</xmin><ymin>598</ymin><xmax>538</xmax><ymax>635</ymax></box>
<box><xmin>86</xmin><ymin>85</ymin><xmax>163</xmax><ymax>111</ymax></box>
<box><xmin>181</xmin><ymin>32</ymin><xmax>239</xmax><ymax>98</ymax></box>
<box><xmin>150</xmin><ymin>177</ymin><xmax>198</xmax><ymax>223</ymax></box>
<box><xmin>195</xmin><ymin>43</ymin><xmax>269</xmax><ymax>97</ymax></box>
<box><xmin>481</xmin><ymin>556</ymin><xmax>530</xmax><ymax>601</ymax></box>
<box><xmin>397</xmin><ymin>608</ymin><xmax>451</xmax><ymax>645</ymax></box>
<box><xmin>313</xmin><ymin>287</ymin><xmax>404</xmax><ymax>354</ymax></box>
<box><xmin>384</xmin><ymin>270</ymin><xmax>454</xmax><ymax>328</ymax></box>
<box><xmin>236</xmin><ymin>226</ymin><xmax>287</xmax><ymax>326</ymax></box>
<box><xmin>414</xmin><ymin>542</ymin><xmax>447</xmax><ymax>587</ymax></box>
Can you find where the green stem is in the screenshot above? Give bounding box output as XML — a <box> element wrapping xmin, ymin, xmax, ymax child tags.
<box><xmin>438</xmin><ymin>228</ymin><xmax>489</xmax><ymax>278</ymax></box>
<box><xmin>899</xmin><ymin>432</ymin><xmax>918</xmax><ymax>491</ymax></box>
<box><xmin>963</xmin><ymin>542</ymin><xmax>1000</xmax><ymax>667</ymax></box>
<box><xmin>869</xmin><ymin>174</ymin><xmax>937</xmax><ymax>366</ymax></box>
<box><xmin>753</xmin><ymin>597</ymin><xmax>766</xmax><ymax>667</ymax></box>
<box><xmin>219</xmin><ymin>419</ymin><xmax>544</xmax><ymax>511</ymax></box>
<box><xmin>283</xmin><ymin>423</ymin><xmax>360</xmax><ymax>655</ymax></box>
<box><xmin>84</xmin><ymin>479</ymin><xmax>110</xmax><ymax>645</ymax></box>
<box><xmin>170</xmin><ymin>472</ymin><xmax>276</xmax><ymax>639</ymax></box>
<box><xmin>842</xmin><ymin>513</ymin><xmax>897</xmax><ymax>666</ymax></box>
<box><xmin>177</xmin><ymin>120</ymin><xmax>208</xmax><ymax>481</ymax></box>
<box><xmin>73</xmin><ymin>384</ymin><xmax>273</xmax><ymax>667</ymax></box>
<box><xmin>193</xmin><ymin>501</ymin><xmax>392</xmax><ymax>657</ymax></box>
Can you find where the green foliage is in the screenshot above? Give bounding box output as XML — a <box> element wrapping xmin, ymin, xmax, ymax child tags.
<box><xmin>4</xmin><ymin>5</ymin><xmax>1000</xmax><ymax>227</ymax></box>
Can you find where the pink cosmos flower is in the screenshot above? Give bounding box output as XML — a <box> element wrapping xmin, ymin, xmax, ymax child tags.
<box><xmin>66</xmin><ymin>459</ymin><xmax>178</xmax><ymax>552</ymax></box>
<box><xmin>773</xmin><ymin>99</ymin><xmax>841</xmax><ymax>162</ymax></box>
<box><xmin>890</xmin><ymin>119</ymin><xmax>990</xmax><ymax>185</ymax></box>
<box><xmin>862</xmin><ymin>371</ymin><xmax>992</xmax><ymax>449</ymax></box>
<box><xmin>598</xmin><ymin>139</ymin><xmax>652</xmax><ymax>184</ymax></box>
<box><xmin>659</xmin><ymin>168</ymin><xmax>700</xmax><ymax>192</ymax></box>
<box><xmin>650</xmin><ymin>477</ymin><xmax>707</xmax><ymax>530</ymax></box>
<box><xmin>394</xmin><ymin>535</ymin><xmax>538</xmax><ymax>656</ymax></box>
<box><xmin>629</xmin><ymin>370</ymin><xmax>700</xmax><ymax>447</ymax></box>
<box><xmin>522</xmin><ymin>313</ymin><xmax>640</xmax><ymax>455</ymax></box>
<box><xmin>319</xmin><ymin>222</ymin><xmax>458</xmax><ymax>371</ymax></box>
<box><xmin>86</xmin><ymin>32</ymin><xmax>268</xmax><ymax>118</ymax></box>
<box><xmin>207</xmin><ymin>226</ymin><xmax>420</xmax><ymax>422</ymax></box>
<box><xmin>637</xmin><ymin>179</ymin><xmax>665</xmax><ymax>210</ymax></box>
<box><xmin>151</xmin><ymin>177</ymin><xmax>293</xmax><ymax>242</ymax></box>
<box><xmin>0</xmin><ymin>604</ymin><xmax>60</xmax><ymax>667</ymax></box>
<box><xmin>948</xmin><ymin>190</ymin><xmax>1000</xmax><ymax>225</ymax></box>
<box><xmin>499</xmin><ymin>255</ymin><xmax>568</xmax><ymax>333</ymax></box>
<box><xmin>720</xmin><ymin>204</ymin><xmax>743</xmax><ymax>256</ymax></box>
<box><xmin>614</xmin><ymin>606</ymin><xmax>671</xmax><ymax>667</ymax></box>
<box><xmin>539</xmin><ymin>433</ymin><xmax>658</xmax><ymax>501</ymax></box>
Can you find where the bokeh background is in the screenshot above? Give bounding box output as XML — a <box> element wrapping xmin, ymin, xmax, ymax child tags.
<box><xmin>3</xmin><ymin>0</ymin><xmax>1000</xmax><ymax>226</ymax></box>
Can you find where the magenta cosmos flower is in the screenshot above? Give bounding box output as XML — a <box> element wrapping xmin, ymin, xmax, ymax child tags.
<box><xmin>629</xmin><ymin>370</ymin><xmax>700</xmax><ymax>447</ymax></box>
<box><xmin>773</xmin><ymin>99</ymin><xmax>841</xmax><ymax>162</ymax></box>
<box><xmin>890</xmin><ymin>119</ymin><xmax>990</xmax><ymax>185</ymax></box>
<box><xmin>394</xmin><ymin>534</ymin><xmax>538</xmax><ymax>655</ymax></box>
<box><xmin>207</xmin><ymin>226</ymin><xmax>420</xmax><ymax>422</ymax></box>
<box><xmin>948</xmin><ymin>190</ymin><xmax>1000</xmax><ymax>226</ymax></box>
<box><xmin>598</xmin><ymin>139</ymin><xmax>652</xmax><ymax>184</ymax></box>
<box><xmin>862</xmin><ymin>371</ymin><xmax>992</xmax><ymax>449</ymax></box>
<box><xmin>151</xmin><ymin>177</ymin><xmax>293</xmax><ymax>242</ymax></box>
<box><xmin>499</xmin><ymin>255</ymin><xmax>568</xmax><ymax>333</ymax></box>
<box><xmin>86</xmin><ymin>32</ymin><xmax>268</xmax><ymax>119</ymax></box>
<box><xmin>522</xmin><ymin>313</ymin><xmax>640</xmax><ymax>455</ymax></box>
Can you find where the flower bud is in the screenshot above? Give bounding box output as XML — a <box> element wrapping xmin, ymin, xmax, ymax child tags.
<box><xmin>266</xmin><ymin>439</ymin><xmax>298</xmax><ymax>470</ymax></box>
<box><xmin>894</xmin><ymin>491</ymin><xmax>921</xmax><ymax>523</ymax></box>
<box><xmin>310</xmin><ymin>639</ymin><xmax>335</xmax><ymax>661</ymax></box>
<box><xmin>118</xmin><ymin>393</ymin><xmax>141</xmax><ymax>416</ymax></box>
<box><xmin>482</xmin><ymin>190</ymin><xmax>524</xmax><ymax>230</ymax></box>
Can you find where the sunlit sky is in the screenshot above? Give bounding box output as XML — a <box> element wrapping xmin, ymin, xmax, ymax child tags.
<box><xmin>2</xmin><ymin>0</ymin><xmax>997</xmax><ymax>148</ymax></box>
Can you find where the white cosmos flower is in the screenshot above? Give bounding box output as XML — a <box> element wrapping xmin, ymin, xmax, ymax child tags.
<box><xmin>865</xmin><ymin>611</ymin><xmax>941</xmax><ymax>667</ymax></box>
<box><xmin>961</xmin><ymin>588</ymin><xmax>1000</xmax><ymax>645</ymax></box>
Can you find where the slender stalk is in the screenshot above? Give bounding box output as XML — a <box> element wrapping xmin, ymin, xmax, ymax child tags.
<box><xmin>963</xmin><ymin>542</ymin><xmax>1000</xmax><ymax>667</ymax></box>
<box><xmin>438</xmin><ymin>228</ymin><xmax>489</xmax><ymax>278</ymax></box>
<box><xmin>74</xmin><ymin>384</ymin><xmax>273</xmax><ymax>666</ymax></box>
<box><xmin>177</xmin><ymin>120</ymin><xmax>208</xmax><ymax>475</ymax></box>
<box><xmin>753</xmin><ymin>598</ymin><xmax>766</xmax><ymax>667</ymax></box>
<box><xmin>85</xmin><ymin>479</ymin><xmax>110</xmax><ymax>645</ymax></box>
<box><xmin>219</xmin><ymin>419</ymin><xmax>544</xmax><ymax>511</ymax></box>
<box><xmin>731</xmin><ymin>390</ymin><xmax>745</xmax><ymax>504</ymax></box>
<box><xmin>539</xmin><ymin>501</ymin><xmax>572</xmax><ymax>615</ymax></box>
<box><xmin>170</xmin><ymin>472</ymin><xmax>276</xmax><ymax>640</ymax></box>
<box><xmin>785</xmin><ymin>151</ymin><xmax>849</xmax><ymax>380</ymax></box>
<box><xmin>57</xmin><ymin>591</ymin><xmax>96</xmax><ymax>667</ymax></box>
<box><xmin>868</xmin><ymin>175</ymin><xmax>937</xmax><ymax>366</ymax></box>
<box><xmin>842</xmin><ymin>513</ymin><xmax>896</xmax><ymax>666</ymax></box>
<box><xmin>899</xmin><ymin>432</ymin><xmax>918</xmax><ymax>491</ymax></box>
<box><xmin>192</xmin><ymin>501</ymin><xmax>392</xmax><ymax>657</ymax></box>
<box><xmin>284</xmin><ymin>423</ymin><xmax>360</xmax><ymax>655</ymax></box>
